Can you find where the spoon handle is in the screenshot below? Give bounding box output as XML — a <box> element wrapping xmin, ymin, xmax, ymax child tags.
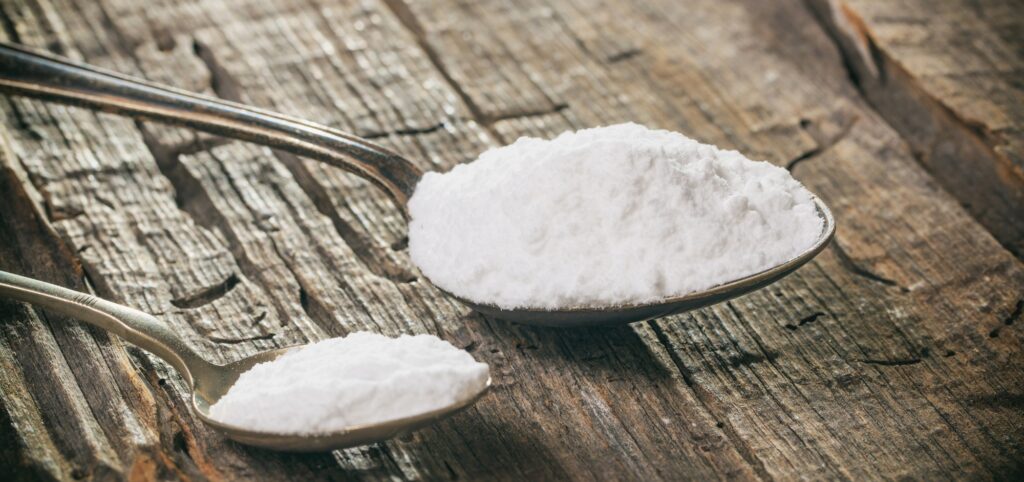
<box><xmin>0</xmin><ymin>42</ymin><xmax>421</xmax><ymax>210</ymax></box>
<box><xmin>0</xmin><ymin>270</ymin><xmax>216</xmax><ymax>385</ymax></box>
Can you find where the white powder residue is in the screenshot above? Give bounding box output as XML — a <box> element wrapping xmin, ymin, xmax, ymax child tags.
<box><xmin>408</xmin><ymin>123</ymin><xmax>824</xmax><ymax>310</ymax></box>
<box><xmin>209</xmin><ymin>332</ymin><xmax>489</xmax><ymax>434</ymax></box>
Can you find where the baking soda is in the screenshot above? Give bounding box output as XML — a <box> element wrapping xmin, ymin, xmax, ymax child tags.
<box><xmin>408</xmin><ymin>123</ymin><xmax>823</xmax><ymax>310</ymax></box>
<box><xmin>209</xmin><ymin>332</ymin><xmax>489</xmax><ymax>434</ymax></box>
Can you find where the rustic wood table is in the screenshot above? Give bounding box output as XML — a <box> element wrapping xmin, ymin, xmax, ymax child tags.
<box><xmin>0</xmin><ymin>0</ymin><xmax>1021</xmax><ymax>480</ymax></box>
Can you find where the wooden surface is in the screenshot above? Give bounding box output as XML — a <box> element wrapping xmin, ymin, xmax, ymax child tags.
<box><xmin>0</xmin><ymin>0</ymin><xmax>1021</xmax><ymax>480</ymax></box>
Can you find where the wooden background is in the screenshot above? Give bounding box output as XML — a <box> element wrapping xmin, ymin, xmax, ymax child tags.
<box><xmin>0</xmin><ymin>0</ymin><xmax>1022</xmax><ymax>480</ymax></box>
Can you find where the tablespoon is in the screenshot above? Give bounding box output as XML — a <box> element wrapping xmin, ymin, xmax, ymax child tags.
<box><xmin>0</xmin><ymin>270</ymin><xmax>491</xmax><ymax>451</ymax></box>
<box><xmin>0</xmin><ymin>42</ymin><xmax>836</xmax><ymax>327</ymax></box>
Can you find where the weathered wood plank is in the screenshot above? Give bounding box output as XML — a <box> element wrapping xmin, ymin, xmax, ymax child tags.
<box><xmin>808</xmin><ymin>0</ymin><xmax>1024</xmax><ymax>257</ymax></box>
<box><xmin>0</xmin><ymin>0</ymin><xmax>1022</xmax><ymax>480</ymax></box>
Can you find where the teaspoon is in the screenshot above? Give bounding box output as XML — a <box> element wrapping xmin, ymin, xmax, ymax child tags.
<box><xmin>0</xmin><ymin>42</ymin><xmax>835</xmax><ymax>327</ymax></box>
<box><xmin>0</xmin><ymin>270</ymin><xmax>490</xmax><ymax>451</ymax></box>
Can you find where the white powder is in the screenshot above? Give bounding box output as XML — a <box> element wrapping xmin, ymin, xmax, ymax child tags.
<box><xmin>408</xmin><ymin>123</ymin><xmax>824</xmax><ymax>310</ymax></box>
<box><xmin>209</xmin><ymin>332</ymin><xmax>489</xmax><ymax>434</ymax></box>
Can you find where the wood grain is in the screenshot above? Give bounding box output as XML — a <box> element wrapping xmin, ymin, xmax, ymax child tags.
<box><xmin>0</xmin><ymin>0</ymin><xmax>1021</xmax><ymax>480</ymax></box>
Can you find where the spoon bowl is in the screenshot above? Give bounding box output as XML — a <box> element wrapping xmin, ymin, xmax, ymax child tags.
<box><xmin>0</xmin><ymin>270</ymin><xmax>491</xmax><ymax>452</ymax></box>
<box><xmin>190</xmin><ymin>347</ymin><xmax>491</xmax><ymax>452</ymax></box>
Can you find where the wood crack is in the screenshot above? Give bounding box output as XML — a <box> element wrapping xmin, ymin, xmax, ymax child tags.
<box><xmin>169</xmin><ymin>273</ymin><xmax>240</xmax><ymax>309</ymax></box>
<box><xmin>486</xmin><ymin>102</ymin><xmax>570</xmax><ymax>124</ymax></box>
<box><xmin>802</xmin><ymin>0</ymin><xmax>876</xmax><ymax>95</ymax></box>
<box><xmin>168</xmin><ymin>136</ymin><xmax>234</xmax><ymax>159</ymax></box>
<box><xmin>607</xmin><ymin>48</ymin><xmax>643</xmax><ymax>64</ymax></box>
<box><xmin>191</xmin><ymin>39</ymin><xmax>243</xmax><ymax>103</ymax></box>
<box><xmin>362</xmin><ymin>122</ymin><xmax>447</xmax><ymax>139</ymax></box>
<box><xmin>206</xmin><ymin>332</ymin><xmax>275</xmax><ymax>344</ymax></box>
<box><xmin>787</xmin><ymin>116</ymin><xmax>858</xmax><ymax>170</ymax></box>
<box><xmin>1004</xmin><ymin>299</ymin><xmax>1023</xmax><ymax>326</ymax></box>
<box><xmin>830</xmin><ymin>239</ymin><xmax>906</xmax><ymax>291</ymax></box>
<box><xmin>990</xmin><ymin>298</ymin><xmax>1023</xmax><ymax>338</ymax></box>
<box><xmin>784</xmin><ymin>311</ymin><xmax>825</xmax><ymax>331</ymax></box>
<box><xmin>859</xmin><ymin>358</ymin><xmax>922</xmax><ymax>367</ymax></box>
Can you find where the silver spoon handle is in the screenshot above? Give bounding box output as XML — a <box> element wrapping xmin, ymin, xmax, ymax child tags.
<box><xmin>0</xmin><ymin>42</ymin><xmax>421</xmax><ymax>210</ymax></box>
<box><xmin>0</xmin><ymin>270</ymin><xmax>216</xmax><ymax>385</ymax></box>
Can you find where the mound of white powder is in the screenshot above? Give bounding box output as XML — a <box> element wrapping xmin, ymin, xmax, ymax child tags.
<box><xmin>209</xmin><ymin>332</ymin><xmax>489</xmax><ymax>434</ymax></box>
<box><xmin>408</xmin><ymin>123</ymin><xmax>824</xmax><ymax>310</ymax></box>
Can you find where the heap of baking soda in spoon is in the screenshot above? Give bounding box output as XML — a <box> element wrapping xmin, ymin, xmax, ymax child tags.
<box><xmin>209</xmin><ymin>332</ymin><xmax>489</xmax><ymax>434</ymax></box>
<box><xmin>408</xmin><ymin>123</ymin><xmax>824</xmax><ymax>310</ymax></box>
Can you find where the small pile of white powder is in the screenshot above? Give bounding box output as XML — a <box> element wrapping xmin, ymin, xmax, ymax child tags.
<box><xmin>209</xmin><ymin>332</ymin><xmax>489</xmax><ymax>434</ymax></box>
<box><xmin>408</xmin><ymin>123</ymin><xmax>823</xmax><ymax>310</ymax></box>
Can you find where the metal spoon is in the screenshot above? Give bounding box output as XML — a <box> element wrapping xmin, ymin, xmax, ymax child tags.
<box><xmin>0</xmin><ymin>42</ymin><xmax>836</xmax><ymax>327</ymax></box>
<box><xmin>0</xmin><ymin>270</ymin><xmax>490</xmax><ymax>451</ymax></box>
